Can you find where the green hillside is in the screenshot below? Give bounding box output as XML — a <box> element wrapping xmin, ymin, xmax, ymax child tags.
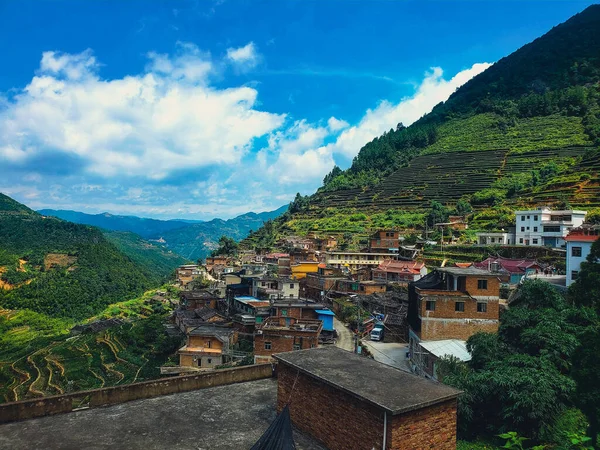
<box><xmin>249</xmin><ymin>5</ymin><xmax>600</xmax><ymax>241</ymax></box>
<box><xmin>103</xmin><ymin>230</ymin><xmax>189</xmax><ymax>281</ymax></box>
<box><xmin>0</xmin><ymin>194</ymin><xmax>185</xmax><ymax>403</ymax></box>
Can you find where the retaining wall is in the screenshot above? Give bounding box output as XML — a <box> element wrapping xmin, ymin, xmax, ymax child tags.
<box><xmin>0</xmin><ymin>363</ymin><xmax>274</xmax><ymax>424</ymax></box>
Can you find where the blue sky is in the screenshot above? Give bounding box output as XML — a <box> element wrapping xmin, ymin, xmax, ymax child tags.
<box><xmin>0</xmin><ymin>0</ymin><xmax>595</xmax><ymax>219</ymax></box>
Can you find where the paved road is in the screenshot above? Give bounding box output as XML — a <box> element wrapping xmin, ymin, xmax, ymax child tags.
<box><xmin>333</xmin><ymin>317</ymin><xmax>354</xmax><ymax>352</ymax></box>
<box><xmin>362</xmin><ymin>340</ymin><xmax>411</xmax><ymax>372</ymax></box>
<box><xmin>334</xmin><ymin>317</ymin><xmax>411</xmax><ymax>372</ymax></box>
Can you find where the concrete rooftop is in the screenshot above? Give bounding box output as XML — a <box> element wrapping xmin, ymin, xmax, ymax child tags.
<box><xmin>0</xmin><ymin>379</ymin><xmax>324</xmax><ymax>450</ymax></box>
<box><xmin>274</xmin><ymin>347</ymin><xmax>461</xmax><ymax>415</ymax></box>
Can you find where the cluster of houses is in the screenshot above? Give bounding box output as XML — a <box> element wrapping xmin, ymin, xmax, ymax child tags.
<box><xmin>168</xmin><ymin>206</ymin><xmax>598</xmax><ymax>379</ymax></box>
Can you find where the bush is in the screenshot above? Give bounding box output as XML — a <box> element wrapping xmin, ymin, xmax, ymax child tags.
<box><xmin>541</xmin><ymin>408</ymin><xmax>589</xmax><ymax>448</ymax></box>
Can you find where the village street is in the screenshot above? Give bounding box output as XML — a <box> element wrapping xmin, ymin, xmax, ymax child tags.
<box><xmin>334</xmin><ymin>317</ymin><xmax>410</xmax><ymax>372</ymax></box>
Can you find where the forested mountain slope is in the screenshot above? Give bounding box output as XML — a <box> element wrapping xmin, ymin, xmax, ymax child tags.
<box><xmin>0</xmin><ymin>194</ymin><xmax>172</xmax><ymax>320</ymax></box>
<box><xmin>269</xmin><ymin>5</ymin><xmax>600</xmax><ymax>237</ymax></box>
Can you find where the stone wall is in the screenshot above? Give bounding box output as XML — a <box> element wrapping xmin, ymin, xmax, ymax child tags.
<box><xmin>0</xmin><ymin>364</ymin><xmax>273</xmax><ymax>424</ymax></box>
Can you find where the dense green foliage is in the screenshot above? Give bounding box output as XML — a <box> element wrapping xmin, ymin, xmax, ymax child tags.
<box><xmin>210</xmin><ymin>235</ymin><xmax>239</xmax><ymax>257</ymax></box>
<box><xmin>439</xmin><ymin>279</ymin><xmax>598</xmax><ymax>445</ymax></box>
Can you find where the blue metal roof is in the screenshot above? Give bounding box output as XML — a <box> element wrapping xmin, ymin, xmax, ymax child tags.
<box><xmin>315</xmin><ymin>309</ymin><xmax>335</xmax><ymax>316</ymax></box>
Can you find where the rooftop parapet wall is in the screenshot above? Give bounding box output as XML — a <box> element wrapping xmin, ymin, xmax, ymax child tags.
<box><xmin>0</xmin><ymin>364</ymin><xmax>273</xmax><ymax>424</ymax></box>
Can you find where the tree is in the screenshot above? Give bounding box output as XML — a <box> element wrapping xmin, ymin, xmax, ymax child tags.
<box><xmin>569</xmin><ymin>239</ymin><xmax>600</xmax><ymax>310</ymax></box>
<box><xmin>426</xmin><ymin>200</ymin><xmax>450</xmax><ymax>227</ymax></box>
<box><xmin>454</xmin><ymin>199</ymin><xmax>473</xmax><ymax>215</ymax></box>
<box><xmin>211</xmin><ymin>236</ymin><xmax>238</xmax><ymax>257</ymax></box>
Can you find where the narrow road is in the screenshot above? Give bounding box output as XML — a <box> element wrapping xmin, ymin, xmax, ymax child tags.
<box><xmin>333</xmin><ymin>317</ymin><xmax>354</xmax><ymax>352</ymax></box>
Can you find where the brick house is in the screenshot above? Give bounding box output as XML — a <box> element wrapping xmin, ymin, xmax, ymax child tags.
<box><xmin>372</xmin><ymin>260</ymin><xmax>428</xmax><ymax>284</ymax></box>
<box><xmin>304</xmin><ymin>265</ymin><xmax>347</xmax><ymax>301</ymax></box>
<box><xmin>270</xmin><ymin>300</ymin><xmax>328</xmax><ymax>320</ymax></box>
<box><xmin>178</xmin><ymin>325</ymin><xmax>236</xmax><ymax>369</ymax></box>
<box><xmin>175</xmin><ymin>264</ymin><xmax>206</xmax><ymax>288</ymax></box>
<box><xmin>408</xmin><ymin>267</ymin><xmax>500</xmax><ymax>370</ymax></box>
<box><xmin>335</xmin><ymin>279</ymin><xmax>387</xmax><ymax>295</ymax></box>
<box><xmin>180</xmin><ymin>290</ymin><xmax>221</xmax><ymax>310</ymax></box>
<box><xmin>274</xmin><ymin>347</ymin><xmax>461</xmax><ymax>450</ymax></box>
<box><xmin>369</xmin><ymin>230</ymin><xmax>401</xmax><ymax>252</ymax></box>
<box><xmin>254</xmin><ymin>317</ymin><xmax>322</xmax><ymax>364</ymax></box>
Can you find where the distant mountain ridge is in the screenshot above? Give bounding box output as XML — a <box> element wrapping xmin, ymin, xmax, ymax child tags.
<box><xmin>37</xmin><ymin>209</ymin><xmax>201</xmax><ymax>239</ymax></box>
<box><xmin>40</xmin><ymin>205</ymin><xmax>288</xmax><ymax>261</ymax></box>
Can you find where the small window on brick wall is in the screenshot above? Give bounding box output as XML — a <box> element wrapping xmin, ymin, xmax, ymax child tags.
<box><xmin>477</xmin><ymin>302</ymin><xmax>487</xmax><ymax>313</ymax></box>
<box><xmin>264</xmin><ymin>342</ymin><xmax>272</xmax><ymax>350</ymax></box>
<box><xmin>425</xmin><ymin>301</ymin><xmax>436</xmax><ymax>311</ymax></box>
<box><xmin>293</xmin><ymin>344</ymin><xmax>301</xmax><ymax>351</ymax></box>
<box><xmin>455</xmin><ymin>302</ymin><xmax>465</xmax><ymax>312</ymax></box>
<box><xmin>477</xmin><ymin>279</ymin><xmax>488</xmax><ymax>290</ymax></box>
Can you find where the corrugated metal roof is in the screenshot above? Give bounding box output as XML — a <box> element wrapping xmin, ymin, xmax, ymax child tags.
<box><xmin>419</xmin><ymin>339</ymin><xmax>472</xmax><ymax>362</ymax></box>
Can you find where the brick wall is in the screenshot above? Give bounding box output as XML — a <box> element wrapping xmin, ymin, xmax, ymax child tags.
<box><xmin>389</xmin><ymin>400</ymin><xmax>457</xmax><ymax>450</ymax></box>
<box><xmin>277</xmin><ymin>364</ymin><xmax>458</xmax><ymax>450</ymax></box>
<box><xmin>419</xmin><ymin>295</ymin><xmax>499</xmax><ymax>321</ymax></box>
<box><xmin>420</xmin><ymin>317</ymin><xmax>499</xmax><ymax>340</ymax></box>
<box><xmin>277</xmin><ymin>364</ymin><xmax>385</xmax><ymax>450</ymax></box>
<box><xmin>254</xmin><ymin>330</ymin><xmax>319</xmax><ymax>361</ymax></box>
<box><xmin>465</xmin><ymin>276</ymin><xmax>500</xmax><ymax>296</ymax></box>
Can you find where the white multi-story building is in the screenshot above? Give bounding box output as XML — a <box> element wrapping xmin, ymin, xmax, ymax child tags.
<box><xmin>514</xmin><ymin>208</ymin><xmax>587</xmax><ymax>248</ymax></box>
<box><xmin>565</xmin><ymin>226</ymin><xmax>599</xmax><ymax>286</ymax></box>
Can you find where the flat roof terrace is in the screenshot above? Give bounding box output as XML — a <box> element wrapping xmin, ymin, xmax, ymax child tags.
<box><xmin>0</xmin><ymin>379</ymin><xmax>324</xmax><ymax>450</ymax></box>
<box><xmin>274</xmin><ymin>347</ymin><xmax>461</xmax><ymax>415</ymax></box>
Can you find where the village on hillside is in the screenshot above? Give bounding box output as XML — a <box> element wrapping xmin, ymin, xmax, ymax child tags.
<box><xmin>168</xmin><ymin>205</ymin><xmax>599</xmax><ymax>380</ymax></box>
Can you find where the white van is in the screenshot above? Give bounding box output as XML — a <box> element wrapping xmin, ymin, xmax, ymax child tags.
<box><xmin>370</xmin><ymin>327</ymin><xmax>384</xmax><ymax>341</ymax></box>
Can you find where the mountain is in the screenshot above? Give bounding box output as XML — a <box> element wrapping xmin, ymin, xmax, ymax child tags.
<box><xmin>0</xmin><ymin>194</ymin><xmax>181</xmax><ymax>320</ymax></box>
<box><xmin>37</xmin><ymin>209</ymin><xmax>199</xmax><ymax>239</ymax></box>
<box><xmin>250</xmin><ymin>5</ymin><xmax>600</xmax><ymax>240</ymax></box>
<box><xmin>39</xmin><ymin>205</ymin><xmax>288</xmax><ymax>261</ymax></box>
<box><xmin>159</xmin><ymin>205</ymin><xmax>288</xmax><ymax>261</ymax></box>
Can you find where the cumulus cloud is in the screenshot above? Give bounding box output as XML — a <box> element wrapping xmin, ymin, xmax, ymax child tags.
<box><xmin>0</xmin><ymin>43</ymin><xmax>491</xmax><ymax>219</ymax></box>
<box><xmin>226</xmin><ymin>42</ymin><xmax>260</xmax><ymax>70</ymax></box>
<box><xmin>327</xmin><ymin>63</ymin><xmax>492</xmax><ymax>158</ymax></box>
<box><xmin>0</xmin><ymin>44</ymin><xmax>284</xmax><ymax>179</ymax></box>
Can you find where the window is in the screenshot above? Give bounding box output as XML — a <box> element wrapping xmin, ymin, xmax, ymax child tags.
<box><xmin>290</xmin><ymin>283</ymin><xmax>294</xmax><ymax>289</ymax></box>
<box><xmin>521</xmin><ymin>216</ymin><xmax>526</xmax><ymax>221</ymax></box>
<box><xmin>527</xmin><ymin>215</ymin><xmax>530</xmax><ymax>219</ymax></box>
<box><xmin>281</xmin><ymin>309</ymin><xmax>287</xmax><ymax>316</ymax></box>
<box><xmin>544</xmin><ymin>225</ymin><xmax>561</xmax><ymax>233</ymax></box>
<box><xmin>534</xmin><ymin>215</ymin><xmax>538</xmax><ymax>221</ymax></box>
<box><xmin>571</xmin><ymin>271</ymin><xmax>579</xmax><ymax>281</ymax></box>
<box><xmin>205</xmin><ymin>300</ymin><xmax>211</xmax><ymax>306</ymax></box>
<box><xmin>519</xmin><ymin>238</ymin><xmax>524</xmax><ymax>244</ymax></box>
<box><xmin>310</xmin><ymin>343</ymin><xmax>315</xmax><ymax>348</ymax></box>
<box><xmin>477</xmin><ymin>302</ymin><xmax>487</xmax><ymax>313</ymax></box>
<box><xmin>521</xmin><ymin>227</ymin><xmax>525</xmax><ymax>232</ymax></box>
<box><xmin>197</xmin><ymin>359</ymin><xmax>202</xmax><ymax>367</ymax></box>
<box><xmin>264</xmin><ymin>342</ymin><xmax>272</xmax><ymax>350</ymax></box>
<box><xmin>455</xmin><ymin>302</ymin><xmax>465</xmax><ymax>312</ymax></box>
<box><xmin>289</xmin><ymin>294</ymin><xmax>294</xmax><ymax>298</ymax></box>
<box><xmin>293</xmin><ymin>344</ymin><xmax>301</xmax><ymax>351</ymax></box>
<box><xmin>207</xmin><ymin>358</ymin><xmax>212</xmax><ymax>364</ymax></box>
<box><xmin>532</xmin><ymin>239</ymin><xmax>538</xmax><ymax>244</ymax></box>
<box><xmin>206</xmin><ymin>340</ymin><xmax>211</xmax><ymax>348</ymax></box>
<box><xmin>526</xmin><ymin>226</ymin><xmax>530</xmax><ymax>231</ymax></box>
<box><xmin>572</xmin><ymin>246</ymin><xmax>582</xmax><ymax>257</ymax></box>
<box><xmin>425</xmin><ymin>301</ymin><xmax>436</xmax><ymax>311</ymax></box>
<box><xmin>477</xmin><ymin>279</ymin><xmax>488</xmax><ymax>290</ymax></box>
<box><xmin>533</xmin><ymin>227</ymin><xmax>538</xmax><ymax>232</ymax></box>
<box><xmin>490</xmin><ymin>238</ymin><xmax>495</xmax><ymax>243</ymax></box>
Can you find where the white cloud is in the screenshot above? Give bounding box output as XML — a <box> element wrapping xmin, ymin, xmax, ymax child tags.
<box><xmin>226</xmin><ymin>42</ymin><xmax>260</xmax><ymax>70</ymax></box>
<box><xmin>327</xmin><ymin>63</ymin><xmax>492</xmax><ymax>158</ymax></box>
<box><xmin>327</xmin><ymin>116</ymin><xmax>349</xmax><ymax>132</ymax></box>
<box><xmin>0</xmin><ymin>46</ymin><xmax>285</xmax><ymax>179</ymax></box>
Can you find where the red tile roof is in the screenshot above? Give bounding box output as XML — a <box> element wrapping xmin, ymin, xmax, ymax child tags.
<box><xmin>474</xmin><ymin>257</ymin><xmax>541</xmax><ymax>274</ymax></box>
<box><xmin>374</xmin><ymin>259</ymin><xmax>425</xmax><ymax>275</ymax></box>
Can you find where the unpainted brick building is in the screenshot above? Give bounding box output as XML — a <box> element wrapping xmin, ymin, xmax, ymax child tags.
<box><xmin>254</xmin><ymin>317</ymin><xmax>322</xmax><ymax>364</ymax></box>
<box><xmin>274</xmin><ymin>347</ymin><xmax>461</xmax><ymax>450</ymax></box>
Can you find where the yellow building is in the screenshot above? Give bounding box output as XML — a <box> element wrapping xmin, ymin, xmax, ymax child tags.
<box><xmin>290</xmin><ymin>261</ymin><xmax>320</xmax><ymax>280</ymax></box>
<box><xmin>178</xmin><ymin>326</ymin><xmax>235</xmax><ymax>369</ymax></box>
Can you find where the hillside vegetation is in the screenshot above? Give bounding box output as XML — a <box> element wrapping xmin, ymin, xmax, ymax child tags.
<box><xmin>250</xmin><ymin>6</ymin><xmax>600</xmax><ymax>240</ymax></box>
